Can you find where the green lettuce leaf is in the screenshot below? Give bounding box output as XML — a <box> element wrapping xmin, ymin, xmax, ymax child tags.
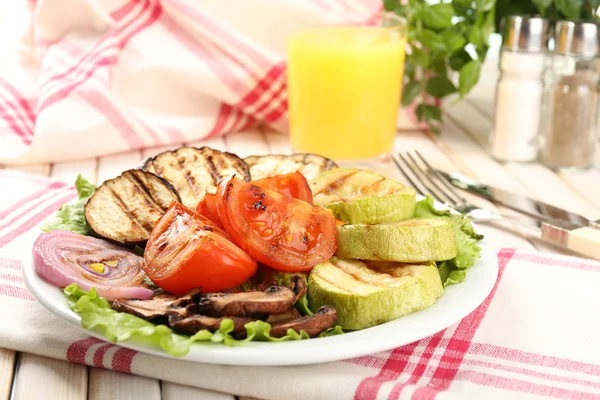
<box><xmin>64</xmin><ymin>284</ymin><xmax>337</xmax><ymax>357</ymax></box>
<box><xmin>42</xmin><ymin>175</ymin><xmax>96</xmax><ymax>235</ymax></box>
<box><xmin>414</xmin><ymin>195</ymin><xmax>483</xmax><ymax>286</ymax></box>
<box><xmin>320</xmin><ymin>325</ymin><xmax>344</xmax><ymax>337</ymax></box>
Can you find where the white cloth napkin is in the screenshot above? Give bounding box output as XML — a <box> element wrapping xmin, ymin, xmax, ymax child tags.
<box><xmin>0</xmin><ymin>0</ymin><xmax>427</xmax><ymax>165</ymax></box>
<box><xmin>3</xmin><ymin>170</ymin><xmax>600</xmax><ymax>400</ymax></box>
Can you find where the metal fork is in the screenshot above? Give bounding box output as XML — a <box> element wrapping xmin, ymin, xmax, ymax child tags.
<box><xmin>392</xmin><ymin>151</ymin><xmax>503</xmax><ymax>223</ymax></box>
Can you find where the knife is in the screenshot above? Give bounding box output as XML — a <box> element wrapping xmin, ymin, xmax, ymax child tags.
<box><xmin>438</xmin><ymin>171</ymin><xmax>600</xmax><ymax>260</ymax></box>
<box><xmin>438</xmin><ymin>171</ymin><xmax>600</xmax><ymax>229</ymax></box>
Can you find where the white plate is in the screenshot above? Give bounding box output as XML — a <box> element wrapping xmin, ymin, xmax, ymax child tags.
<box><xmin>22</xmin><ymin>231</ymin><xmax>497</xmax><ymax>366</ymax></box>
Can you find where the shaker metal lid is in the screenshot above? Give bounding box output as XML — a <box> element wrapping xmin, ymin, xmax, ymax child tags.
<box><xmin>501</xmin><ymin>16</ymin><xmax>550</xmax><ymax>52</ymax></box>
<box><xmin>555</xmin><ymin>21</ymin><xmax>600</xmax><ymax>57</ymax></box>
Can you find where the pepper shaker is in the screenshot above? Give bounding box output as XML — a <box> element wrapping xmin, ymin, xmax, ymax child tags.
<box><xmin>490</xmin><ymin>16</ymin><xmax>550</xmax><ymax>162</ymax></box>
<box><xmin>542</xmin><ymin>21</ymin><xmax>600</xmax><ymax>170</ymax></box>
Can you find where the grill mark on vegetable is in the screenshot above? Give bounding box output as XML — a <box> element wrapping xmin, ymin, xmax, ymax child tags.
<box><xmin>204</xmin><ymin>154</ymin><xmax>221</xmax><ymax>186</ymax></box>
<box><xmin>183</xmin><ymin>169</ymin><xmax>201</xmax><ymax>196</ymax></box>
<box><xmin>107</xmin><ymin>187</ymin><xmax>153</xmax><ymax>234</ymax></box>
<box><xmin>366</xmin><ymin>178</ymin><xmax>386</xmax><ymax>194</ymax></box>
<box><xmin>311</xmin><ymin>270</ymin><xmax>353</xmax><ymax>294</ymax></box>
<box><xmin>126</xmin><ymin>172</ymin><xmax>166</xmax><ymax>212</ymax></box>
<box><xmin>224</xmin><ymin>181</ymin><xmax>234</xmax><ymax>202</ymax></box>
<box><xmin>329</xmin><ymin>258</ymin><xmax>399</xmax><ymax>288</ymax></box>
<box><xmin>313</xmin><ymin>171</ymin><xmax>359</xmax><ymax>196</ymax></box>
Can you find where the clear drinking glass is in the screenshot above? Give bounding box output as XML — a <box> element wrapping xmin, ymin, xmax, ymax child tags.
<box><xmin>286</xmin><ymin>13</ymin><xmax>407</xmax><ymax>161</ymax></box>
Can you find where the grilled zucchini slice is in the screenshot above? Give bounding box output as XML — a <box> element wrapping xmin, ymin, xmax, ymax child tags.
<box><xmin>336</xmin><ymin>218</ymin><xmax>458</xmax><ymax>262</ymax></box>
<box><xmin>143</xmin><ymin>147</ymin><xmax>250</xmax><ymax>208</ymax></box>
<box><xmin>308</xmin><ymin>257</ymin><xmax>443</xmax><ymax>330</ymax></box>
<box><xmin>311</xmin><ymin>168</ymin><xmax>416</xmax><ymax>224</ymax></box>
<box><xmin>244</xmin><ymin>153</ymin><xmax>337</xmax><ymax>181</ymax></box>
<box><xmin>84</xmin><ymin>169</ymin><xmax>180</xmax><ymax>244</ymax></box>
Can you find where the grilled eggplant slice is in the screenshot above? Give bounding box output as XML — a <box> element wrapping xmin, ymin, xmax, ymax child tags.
<box><xmin>244</xmin><ymin>153</ymin><xmax>338</xmax><ymax>181</ymax></box>
<box><xmin>84</xmin><ymin>169</ymin><xmax>180</xmax><ymax>244</ymax></box>
<box><xmin>143</xmin><ymin>147</ymin><xmax>250</xmax><ymax>208</ymax></box>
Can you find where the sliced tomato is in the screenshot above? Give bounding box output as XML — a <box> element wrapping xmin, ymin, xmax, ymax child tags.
<box><xmin>251</xmin><ymin>171</ymin><xmax>313</xmax><ymax>204</ymax></box>
<box><xmin>144</xmin><ymin>202</ymin><xmax>257</xmax><ymax>294</ymax></box>
<box><xmin>195</xmin><ymin>193</ymin><xmax>225</xmax><ymax>230</ymax></box>
<box><xmin>176</xmin><ymin>201</ymin><xmax>229</xmax><ymax>239</ymax></box>
<box><xmin>216</xmin><ymin>177</ymin><xmax>337</xmax><ymax>272</ymax></box>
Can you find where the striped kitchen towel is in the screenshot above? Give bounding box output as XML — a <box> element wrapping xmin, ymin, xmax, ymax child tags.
<box><xmin>0</xmin><ymin>0</ymin><xmax>428</xmax><ymax>165</ymax></box>
<box><xmin>2</xmin><ymin>170</ymin><xmax>600</xmax><ymax>399</ymax></box>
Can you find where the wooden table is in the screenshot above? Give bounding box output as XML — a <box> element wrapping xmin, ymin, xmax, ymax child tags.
<box><xmin>2</xmin><ymin>56</ymin><xmax>600</xmax><ymax>399</ymax></box>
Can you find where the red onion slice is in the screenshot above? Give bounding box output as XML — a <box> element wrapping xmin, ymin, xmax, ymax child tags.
<box><xmin>33</xmin><ymin>230</ymin><xmax>153</xmax><ymax>300</ymax></box>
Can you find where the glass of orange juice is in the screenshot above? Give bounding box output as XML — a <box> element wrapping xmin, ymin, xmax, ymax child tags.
<box><xmin>287</xmin><ymin>13</ymin><xmax>407</xmax><ymax>161</ymax></box>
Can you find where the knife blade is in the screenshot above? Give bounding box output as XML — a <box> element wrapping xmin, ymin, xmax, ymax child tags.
<box><xmin>438</xmin><ymin>171</ymin><xmax>600</xmax><ymax>230</ymax></box>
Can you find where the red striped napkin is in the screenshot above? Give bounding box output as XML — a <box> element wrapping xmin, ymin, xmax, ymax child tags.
<box><xmin>3</xmin><ymin>170</ymin><xmax>600</xmax><ymax>399</ymax></box>
<box><xmin>0</xmin><ymin>0</ymin><xmax>430</xmax><ymax>165</ymax></box>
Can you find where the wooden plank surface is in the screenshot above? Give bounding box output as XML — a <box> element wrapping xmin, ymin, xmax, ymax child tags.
<box><xmin>162</xmin><ymin>383</ymin><xmax>235</xmax><ymax>400</ymax></box>
<box><xmin>88</xmin><ymin>369</ymin><xmax>160</xmax><ymax>400</ymax></box>
<box><xmin>12</xmin><ymin>354</ymin><xmax>87</xmax><ymax>400</ymax></box>
<box><xmin>0</xmin><ymin>349</ymin><xmax>15</xmax><ymax>400</ymax></box>
<box><xmin>445</xmin><ymin>99</ymin><xmax>600</xmax><ymax>218</ymax></box>
<box><xmin>50</xmin><ymin>159</ymin><xmax>98</xmax><ymax>184</ymax></box>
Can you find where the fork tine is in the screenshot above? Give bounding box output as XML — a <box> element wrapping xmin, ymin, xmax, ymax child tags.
<box><xmin>396</xmin><ymin>153</ymin><xmax>446</xmax><ymax>203</ymax></box>
<box><xmin>405</xmin><ymin>152</ymin><xmax>457</xmax><ymax>206</ymax></box>
<box><xmin>391</xmin><ymin>155</ymin><xmax>425</xmax><ymax>196</ymax></box>
<box><xmin>414</xmin><ymin>151</ymin><xmax>468</xmax><ymax>205</ymax></box>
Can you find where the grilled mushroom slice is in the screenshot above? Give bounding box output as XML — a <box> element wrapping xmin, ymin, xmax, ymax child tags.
<box><xmin>168</xmin><ymin>314</ymin><xmax>254</xmax><ymax>336</ymax></box>
<box><xmin>269</xmin><ymin>305</ymin><xmax>337</xmax><ymax>338</ymax></box>
<box><xmin>244</xmin><ymin>153</ymin><xmax>338</xmax><ymax>181</ymax></box>
<box><xmin>289</xmin><ymin>274</ymin><xmax>308</xmax><ymax>304</ymax></box>
<box><xmin>84</xmin><ymin>169</ymin><xmax>180</xmax><ymax>244</ymax></box>
<box><xmin>112</xmin><ymin>289</ymin><xmax>202</xmax><ymax>322</ymax></box>
<box><xmin>265</xmin><ymin>307</ymin><xmax>302</xmax><ymax>324</ymax></box>
<box><xmin>197</xmin><ymin>286</ymin><xmax>296</xmax><ymax>317</ymax></box>
<box><xmin>143</xmin><ymin>146</ymin><xmax>250</xmax><ymax>208</ymax></box>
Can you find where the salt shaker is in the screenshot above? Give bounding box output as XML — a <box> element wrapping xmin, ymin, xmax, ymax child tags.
<box><xmin>541</xmin><ymin>21</ymin><xmax>600</xmax><ymax>170</ymax></box>
<box><xmin>490</xmin><ymin>16</ymin><xmax>550</xmax><ymax>162</ymax></box>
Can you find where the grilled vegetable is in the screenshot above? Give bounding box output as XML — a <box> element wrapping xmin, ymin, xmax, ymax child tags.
<box><xmin>197</xmin><ymin>286</ymin><xmax>296</xmax><ymax>317</ymax></box>
<box><xmin>311</xmin><ymin>168</ymin><xmax>416</xmax><ymax>225</ymax></box>
<box><xmin>195</xmin><ymin>194</ymin><xmax>224</xmax><ymax>229</ymax></box>
<box><xmin>216</xmin><ymin>176</ymin><xmax>338</xmax><ymax>272</ymax></box>
<box><xmin>144</xmin><ymin>202</ymin><xmax>257</xmax><ymax>295</ymax></box>
<box><xmin>111</xmin><ymin>289</ymin><xmax>201</xmax><ymax>322</ymax></box>
<box><xmin>33</xmin><ymin>230</ymin><xmax>153</xmax><ymax>300</ymax></box>
<box><xmin>336</xmin><ymin>219</ymin><xmax>458</xmax><ymax>262</ymax></box>
<box><xmin>244</xmin><ymin>153</ymin><xmax>337</xmax><ymax>181</ymax></box>
<box><xmin>251</xmin><ymin>171</ymin><xmax>313</xmax><ymax>203</ymax></box>
<box><xmin>143</xmin><ymin>146</ymin><xmax>250</xmax><ymax>208</ymax></box>
<box><xmin>169</xmin><ymin>314</ymin><xmax>255</xmax><ymax>336</ymax></box>
<box><xmin>265</xmin><ymin>308</ymin><xmax>302</xmax><ymax>324</ymax></box>
<box><xmin>269</xmin><ymin>305</ymin><xmax>337</xmax><ymax>338</ymax></box>
<box><xmin>308</xmin><ymin>258</ymin><xmax>443</xmax><ymax>330</ymax></box>
<box><xmin>84</xmin><ymin>169</ymin><xmax>180</xmax><ymax>244</ymax></box>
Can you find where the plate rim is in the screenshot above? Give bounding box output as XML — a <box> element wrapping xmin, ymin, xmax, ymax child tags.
<box><xmin>22</xmin><ymin>230</ymin><xmax>498</xmax><ymax>366</ymax></box>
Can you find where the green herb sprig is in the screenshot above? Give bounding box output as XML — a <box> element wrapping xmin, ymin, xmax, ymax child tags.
<box><xmin>384</xmin><ymin>0</ymin><xmax>497</xmax><ymax>133</ymax></box>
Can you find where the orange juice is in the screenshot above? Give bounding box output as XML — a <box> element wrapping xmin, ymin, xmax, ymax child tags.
<box><xmin>287</xmin><ymin>24</ymin><xmax>406</xmax><ymax>160</ymax></box>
